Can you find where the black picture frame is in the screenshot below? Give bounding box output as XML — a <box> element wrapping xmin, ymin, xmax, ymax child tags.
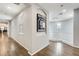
<box><xmin>37</xmin><ymin>14</ymin><xmax>46</xmax><ymax>32</ymax></box>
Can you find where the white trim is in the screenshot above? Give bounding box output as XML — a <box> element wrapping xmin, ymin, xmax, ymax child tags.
<box><xmin>62</xmin><ymin>40</ymin><xmax>74</xmax><ymax>47</ymax></box>
<box><xmin>73</xmin><ymin>45</ymin><xmax>79</xmax><ymax>48</ymax></box>
<box><xmin>49</xmin><ymin>38</ymin><xmax>61</xmax><ymax>41</ymax></box>
<box><xmin>10</xmin><ymin>36</ymin><xmax>79</xmax><ymax>55</ymax></box>
<box><xmin>50</xmin><ymin>39</ymin><xmax>79</xmax><ymax>49</ymax></box>
<box><xmin>10</xmin><ymin>36</ymin><xmax>49</xmax><ymax>56</ymax></box>
<box><xmin>10</xmin><ymin>37</ymin><xmax>29</xmax><ymax>51</ymax></box>
<box><xmin>49</xmin><ymin>40</ymin><xmax>61</xmax><ymax>42</ymax></box>
<box><xmin>63</xmin><ymin>40</ymin><xmax>79</xmax><ymax>48</ymax></box>
<box><xmin>28</xmin><ymin>43</ymin><xmax>49</xmax><ymax>56</ymax></box>
<box><xmin>49</xmin><ymin>38</ymin><xmax>74</xmax><ymax>47</ymax></box>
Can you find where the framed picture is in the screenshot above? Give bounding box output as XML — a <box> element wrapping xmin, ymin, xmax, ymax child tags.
<box><xmin>37</xmin><ymin>14</ymin><xmax>46</xmax><ymax>32</ymax></box>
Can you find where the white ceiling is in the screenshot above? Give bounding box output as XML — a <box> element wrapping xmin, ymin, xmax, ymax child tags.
<box><xmin>38</xmin><ymin>3</ymin><xmax>79</xmax><ymax>22</ymax></box>
<box><xmin>0</xmin><ymin>3</ymin><xmax>79</xmax><ymax>22</ymax></box>
<box><xmin>0</xmin><ymin>3</ymin><xmax>29</xmax><ymax>21</ymax></box>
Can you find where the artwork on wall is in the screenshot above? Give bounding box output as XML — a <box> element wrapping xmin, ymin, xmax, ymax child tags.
<box><xmin>37</xmin><ymin>13</ymin><xmax>46</xmax><ymax>32</ymax></box>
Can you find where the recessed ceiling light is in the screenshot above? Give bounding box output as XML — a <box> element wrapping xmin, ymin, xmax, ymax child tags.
<box><xmin>62</xmin><ymin>9</ymin><xmax>66</xmax><ymax>13</ymax></box>
<box><xmin>60</xmin><ymin>5</ymin><xmax>63</xmax><ymax>7</ymax></box>
<box><xmin>7</xmin><ymin>7</ymin><xmax>11</xmax><ymax>9</ymax></box>
<box><xmin>59</xmin><ymin>12</ymin><xmax>63</xmax><ymax>15</ymax></box>
<box><xmin>14</xmin><ymin>3</ymin><xmax>20</xmax><ymax>5</ymax></box>
<box><xmin>69</xmin><ymin>14</ymin><xmax>73</xmax><ymax>17</ymax></box>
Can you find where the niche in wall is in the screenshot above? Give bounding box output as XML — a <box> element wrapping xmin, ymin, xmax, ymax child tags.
<box><xmin>37</xmin><ymin>14</ymin><xmax>46</xmax><ymax>32</ymax></box>
<box><xmin>19</xmin><ymin>24</ymin><xmax>24</xmax><ymax>34</ymax></box>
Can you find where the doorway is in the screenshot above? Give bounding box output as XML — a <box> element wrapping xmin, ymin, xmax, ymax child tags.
<box><xmin>0</xmin><ymin>22</ymin><xmax>8</xmax><ymax>37</ymax></box>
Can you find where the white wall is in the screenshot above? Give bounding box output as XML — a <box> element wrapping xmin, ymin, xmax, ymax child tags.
<box><xmin>10</xmin><ymin>4</ymin><xmax>49</xmax><ymax>55</ymax></box>
<box><xmin>10</xmin><ymin>6</ymin><xmax>32</xmax><ymax>53</ymax></box>
<box><xmin>7</xmin><ymin>21</ymin><xmax>11</xmax><ymax>37</ymax></box>
<box><xmin>30</xmin><ymin>4</ymin><xmax>49</xmax><ymax>54</ymax></box>
<box><xmin>48</xmin><ymin>22</ymin><xmax>62</xmax><ymax>41</ymax></box>
<box><xmin>48</xmin><ymin>18</ymin><xmax>73</xmax><ymax>45</ymax></box>
<box><xmin>61</xmin><ymin>19</ymin><xmax>73</xmax><ymax>46</ymax></box>
<box><xmin>74</xmin><ymin>8</ymin><xmax>79</xmax><ymax>47</ymax></box>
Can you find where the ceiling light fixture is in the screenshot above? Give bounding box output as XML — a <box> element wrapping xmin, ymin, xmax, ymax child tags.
<box><xmin>59</xmin><ymin>12</ymin><xmax>63</xmax><ymax>15</ymax></box>
<box><xmin>8</xmin><ymin>7</ymin><xmax>10</xmax><ymax>8</ymax></box>
<box><xmin>62</xmin><ymin>9</ymin><xmax>66</xmax><ymax>13</ymax></box>
<box><xmin>69</xmin><ymin>14</ymin><xmax>73</xmax><ymax>17</ymax></box>
<box><xmin>60</xmin><ymin>5</ymin><xmax>63</xmax><ymax>7</ymax></box>
<box><xmin>7</xmin><ymin>6</ymin><xmax>11</xmax><ymax>9</ymax></box>
<box><xmin>14</xmin><ymin>3</ymin><xmax>20</xmax><ymax>5</ymax></box>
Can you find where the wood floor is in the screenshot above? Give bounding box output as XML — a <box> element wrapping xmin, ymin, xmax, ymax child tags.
<box><xmin>0</xmin><ymin>32</ymin><xmax>30</xmax><ymax>56</ymax></box>
<box><xmin>34</xmin><ymin>41</ymin><xmax>79</xmax><ymax>56</ymax></box>
<box><xmin>1</xmin><ymin>32</ymin><xmax>79</xmax><ymax>56</ymax></box>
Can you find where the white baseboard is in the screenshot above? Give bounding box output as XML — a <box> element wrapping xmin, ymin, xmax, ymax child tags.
<box><xmin>49</xmin><ymin>38</ymin><xmax>74</xmax><ymax>47</ymax></box>
<box><xmin>49</xmin><ymin>38</ymin><xmax>61</xmax><ymax>42</ymax></box>
<box><xmin>51</xmin><ymin>39</ymin><xmax>79</xmax><ymax>49</ymax></box>
<box><xmin>10</xmin><ymin>36</ymin><xmax>49</xmax><ymax>56</ymax></box>
<box><xmin>28</xmin><ymin>43</ymin><xmax>49</xmax><ymax>56</ymax></box>
<box><xmin>10</xmin><ymin>36</ymin><xmax>29</xmax><ymax>51</ymax></box>
<box><xmin>10</xmin><ymin>36</ymin><xmax>79</xmax><ymax>55</ymax></box>
<box><xmin>73</xmin><ymin>45</ymin><xmax>79</xmax><ymax>48</ymax></box>
<box><xmin>62</xmin><ymin>40</ymin><xmax>73</xmax><ymax>47</ymax></box>
<box><xmin>62</xmin><ymin>40</ymin><xmax>79</xmax><ymax>49</ymax></box>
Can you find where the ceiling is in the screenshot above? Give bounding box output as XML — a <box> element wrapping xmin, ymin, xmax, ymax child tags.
<box><xmin>0</xmin><ymin>3</ymin><xmax>29</xmax><ymax>21</ymax></box>
<box><xmin>0</xmin><ymin>3</ymin><xmax>79</xmax><ymax>22</ymax></box>
<box><xmin>38</xmin><ymin>3</ymin><xmax>79</xmax><ymax>22</ymax></box>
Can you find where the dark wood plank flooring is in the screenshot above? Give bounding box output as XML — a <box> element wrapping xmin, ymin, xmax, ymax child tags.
<box><xmin>1</xmin><ymin>32</ymin><xmax>79</xmax><ymax>56</ymax></box>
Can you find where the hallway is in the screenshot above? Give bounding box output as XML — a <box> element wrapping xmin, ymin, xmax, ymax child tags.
<box><xmin>0</xmin><ymin>32</ymin><xmax>29</xmax><ymax>56</ymax></box>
